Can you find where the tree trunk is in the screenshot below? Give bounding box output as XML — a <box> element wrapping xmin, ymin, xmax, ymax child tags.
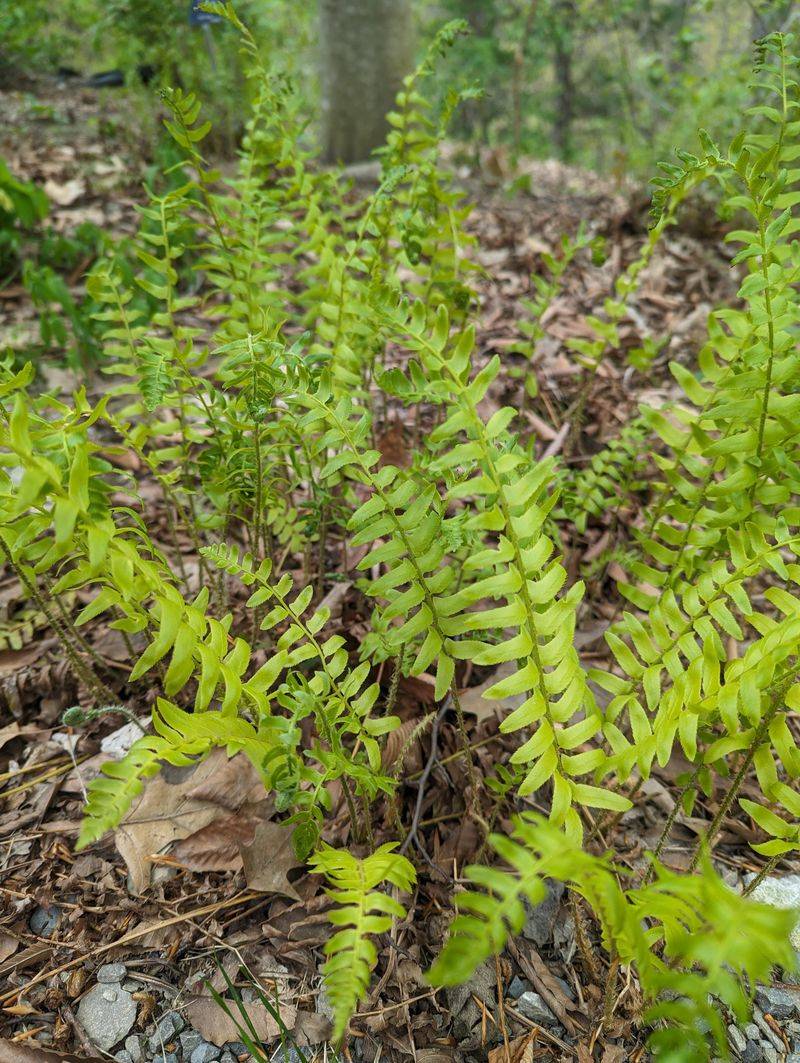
<box><xmin>319</xmin><ymin>0</ymin><xmax>414</xmax><ymax>165</ymax></box>
<box><xmin>552</xmin><ymin>0</ymin><xmax>576</xmax><ymax>163</ymax></box>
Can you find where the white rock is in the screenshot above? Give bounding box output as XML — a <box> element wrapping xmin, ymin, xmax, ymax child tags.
<box><xmin>747</xmin><ymin>875</ymin><xmax>800</xmax><ymax>948</ymax></box>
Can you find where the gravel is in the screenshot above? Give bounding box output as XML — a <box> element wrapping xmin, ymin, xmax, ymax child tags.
<box><xmin>190</xmin><ymin>1044</ymin><xmax>222</xmax><ymax>1063</ymax></box>
<box><xmin>180</xmin><ymin>1030</ymin><xmax>205</xmax><ymax>1056</ymax></box>
<box><xmin>507</xmin><ymin>976</ymin><xmax>529</xmax><ymax>999</ymax></box>
<box><xmin>97</xmin><ymin>963</ymin><xmax>128</xmax><ymax>984</ymax></box>
<box><xmin>521</xmin><ymin>879</ymin><xmax>565</xmax><ymax>947</ymax></box>
<box><xmin>755</xmin><ymin>985</ymin><xmax>800</xmax><ymax>1020</ymax></box>
<box><xmin>29</xmin><ymin>905</ymin><xmax>60</xmax><ymax>937</ymax></box>
<box><xmin>728</xmin><ymin>1025</ymin><xmax>747</xmax><ymax>1054</ymax></box>
<box><xmin>76</xmin><ymin>983</ymin><xmax>138</xmax><ymax>1052</ymax></box>
<box><xmin>148</xmin><ymin>1011</ymin><xmax>185</xmax><ymax>1052</ymax></box>
<box><xmin>515</xmin><ymin>990</ymin><xmax>555</xmax><ymax>1025</ymax></box>
<box><xmin>125</xmin><ymin>1034</ymin><xmax>145</xmax><ymax>1062</ymax></box>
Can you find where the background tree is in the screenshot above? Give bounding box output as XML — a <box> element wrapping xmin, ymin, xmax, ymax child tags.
<box><xmin>319</xmin><ymin>0</ymin><xmax>415</xmax><ymax>164</ymax></box>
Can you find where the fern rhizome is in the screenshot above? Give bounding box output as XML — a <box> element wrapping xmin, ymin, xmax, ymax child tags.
<box><xmin>3</xmin><ymin>10</ymin><xmax>800</xmax><ymax>1059</ymax></box>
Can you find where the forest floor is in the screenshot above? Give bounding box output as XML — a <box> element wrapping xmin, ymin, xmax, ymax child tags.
<box><xmin>1</xmin><ymin>77</ymin><xmax>798</xmax><ymax>1063</ymax></box>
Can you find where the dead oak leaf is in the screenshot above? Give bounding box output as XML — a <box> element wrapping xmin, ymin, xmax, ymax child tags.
<box><xmin>239</xmin><ymin>820</ymin><xmax>302</xmax><ymax>900</ymax></box>
<box><xmin>114</xmin><ymin>748</ymin><xmax>264</xmax><ymax>894</ymax></box>
<box><xmin>185</xmin><ymin>992</ymin><xmax>296</xmax><ymax>1047</ymax></box>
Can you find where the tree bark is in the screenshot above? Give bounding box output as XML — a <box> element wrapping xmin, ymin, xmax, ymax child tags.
<box><xmin>552</xmin><ymin>0</ymin><xmax>577</xmax><ymax>163</ymax></box>
<box><xmin>319</xmin><ymin>0</ymin><xmax>414</xmax><ymax>165</ymax></box>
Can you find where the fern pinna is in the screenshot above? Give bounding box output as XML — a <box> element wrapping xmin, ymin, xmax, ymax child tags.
<box><xmin>3</xmin><ymin>13</ymin><xmax>800</xmax><ymax>1058</ymax></box>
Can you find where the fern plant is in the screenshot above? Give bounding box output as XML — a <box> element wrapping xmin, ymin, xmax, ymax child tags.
<box><xmin>4</xmin><ymin>13</ymin><xmax>800</xmax><ymax>1059</ymax></box>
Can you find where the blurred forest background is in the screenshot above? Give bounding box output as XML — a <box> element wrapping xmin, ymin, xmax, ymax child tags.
<box><xmin>1</xmin><ymin>0</ymin><xmax>796</xmax><ymax>177</ymax></box>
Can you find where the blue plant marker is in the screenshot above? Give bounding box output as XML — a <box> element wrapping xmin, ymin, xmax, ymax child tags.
<box><xmin>188</xmin><ymin>0</ymin><xmax>222</xmax><ymax>26</ymax></box>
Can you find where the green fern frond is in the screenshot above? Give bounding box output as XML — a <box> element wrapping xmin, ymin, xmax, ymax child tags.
<box><xmin>429</xmin><ymin>815</ymin><xmax>796</xmax><ymax>1061</ymax></box>
<box><xmin>309</xmin><ymin>843</ymin><xmax>416</xmax><ymax>1042</ymax></box>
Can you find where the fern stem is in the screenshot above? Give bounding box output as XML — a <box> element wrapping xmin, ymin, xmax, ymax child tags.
<box><xmin>752</xmin><ymin>211</ymin><xmax>777</xmax><ymax>480</ymax></box>
<box><xmin>688</xmin><ymin>689</ymin><xmax>785</xmax><ymax>872</ymax></box>
<box><xmin>742</xmin><ymin>853</ymin><xmax>782</xmax><ymax>896</ymax></box>
<box><xmin>644</xmin><ymin>770</ymin><xmax>700</xmax><ymax>885</ymax></box>
<box><xmin>1</xmin><ymin>542</ymin><xmax>116</xmax><ymax>705</ymax></box>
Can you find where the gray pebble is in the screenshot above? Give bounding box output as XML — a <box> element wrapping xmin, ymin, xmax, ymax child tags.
<box><xmin>29</xmin><ymin>905</ymin><xmax>60</xmax><ymax>937</ymax></box>
<box><xmin>97</xmin><ymin>963</ymin><xmax>128</xmax><ymax>984</ymax></box>
<box><xmin>180</xmin><ymin>1030</ymin><xmax>204</xmax><ymax>1056</ymax></box>
<box><xmin>220</xmin><ymin>1053</ymin><xmax>239</xmax><ymax>1063</ymax></box>
<box><xmin>741</xmin><ymin>1043</ymin><xmax>762</xmax><ymax>1063</ymax></box>
<box><xmin>124</xmin><ymin>1034</ymin><xmax>144</xmax><ymax>1063</ymax></box>
<box><xmin>763</xmin><ymin>1047</ymin><xmax>779</xmax><ymax>1063</ymax></box>
<box><xmin>516</xmin><ymin>990</ymin><xmax>555</xmax><ymax>1025</ymax></box>
<box><xmin>728</xmin><ymin>1025</ymin><xmax>747</xmax><ymax>1054</ymax></box>
<box><xmin>191</xmin><ymin>1044</ymin><xmax>222</xmax><ymax>1063</ymax></box>
<box><xmin>149</xmin><ymin>1011</ymin><xmax>185</xmax><ymax>1051</ymax></box>
<box><xmin>152</xmin><ymin>1054</ymin><xmax>179</xmax><ymax>1063</ymax></box>
<box><xmin>270</xmin><ymin>1048</ymin><xmax>306</xmax><ymax>1063</ymax></box>
<box><xmin>507</xmin><ymin>976</ymin><xmax>529</xmax><ymax>999</ymax></box>
<box><xmin>114</xmin><ymin>1053</ymin><xmax>134</xmax><ymax>1063</ymax></box>
<box><xmin>77</xmin><ymin>982</ymin><xmax>138</xmax><ymax>1052</ymax></box>
<box><xmin>521</xmin><ymin>880</ymin><xmax>564</xmax><ymax>947</ymax></box>
<box><xmin>745</xmin><ymin>1024</ymin><xmax>760</xmax><ymax>1040</ymax></box>
<box><xmin>755</xmin><ymin>985</ymin><xmax>800</xmax><ymax>1020</ymax></box>
<box><xmin>225</xmin><ymin>1045</ymin><xmax>248</xmax><ymax>1058</ymax></box>
<box><xmin>554</xmin><ymin>975</ymin><xmax>575</xmax><ymax>1001</ymax></box>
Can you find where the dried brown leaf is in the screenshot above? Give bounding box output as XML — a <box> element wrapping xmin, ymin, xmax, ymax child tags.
<box><xmin>488</xmin><ymin>1033</ymin><xmax>537</xmax><ymax>1063</ymax></box>
<box><xmin>184</xmin><ymin>993</ymin><xmax>296</xmax><ymax>1047</ymax></box>
<box><xmin>239</xmin><ymin>820</ymin><xmax>302</xmax><ymax>900</ymax></box>
<box><xmin>170</xmin><ymin>812</ymin><xmax>258</xmax><ymax>872</ymax></box>
<box><xmin>114</xmin><ymin>749</ymin><xmax>263</xmax><ymax>893</ymax></box>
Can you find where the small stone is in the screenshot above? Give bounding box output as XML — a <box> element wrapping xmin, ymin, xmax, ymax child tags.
<box><xmin>554</xmin><ymin>975</ymin><xmax>575</xmax><ymax>1001</ymax></box>
<box><xmin>747</xmin><ymin>874</ymin><xmax>800</xmax><ymax>949</ymax></box>
<box><xmin>180</xmin><ymin>1030</ymin><xmax>204</xmax><ymax>1056</ymax></box>
<box><xmin>191</xmin><ymin>1044</ymin><xmax>222</xmax><ymax>1063</ymax></box>
<box><xmin>507</xmin><ymin>976</ymin><xmax>529</xmax><ymax>1000</ymax></box>
<box><xmin>77</xmin><ymin>982</ymin><xmax>137</xmax><ymax>1052</ymax></box>
<box><xmin>786</xmin><ymin>952</ymin><xmax>800</xmax><ymax>985</ymax></box>
<box><xmin>516</xmin><ymin>991</ymin><xmax>555</xmax><ymax>1025</ymax></box>
<box><xmin>152</xmin><ymin>1054</ymin><xmax>179</xmax><ymax>1063</ymax></box>
<box><xmin>225</xmin><ymin>1045</ymin><xmax>248</xmax><ymax>1059</ymax></box>
<box><xmin>220</xmin><ymin>1053</ymin><xmax>238</xmax><ymax>1063</ymax></box>
<box><xmin>124</xmin><ymin>1034</ymin><xmax>144</xmax><ymax>1063</ymax></box>
<box><xmin>763</xmin><ymin>1047</ymin><xmax>779</xmax><ymax>1063</ymax></box>
<box><xmin>755</xmin><ymin>985</ymin><xmax>800</xmax><ymax>1020</ymax></box>
<box><xmin>741</xmin><ymin>1043</ymin><xmax>762</xmax><ymax>1063</ymax></box>
<box><xmin>149</xmin><ymin>1011</ymin><xmax>185</xmax><ymax>1051</ymax></box>
<box><xmin>114</xmin><ymin>1053</ymin><xmax>134</xmax><ymax>1063</ymax></box>
<box><xmin>745</xmin><ymin>1023</ymin><xmax>760</xmax><ymax>1040</ymax></box>
<box><xmin>29</xmin><ymin>905</ymin><xmax>60</xmax><ymax>938</ymax></box>
<box><xmin>97</xmin><ymin>963</ymin><xmax>127</xmax><ymax>984</ymax></box>
<box><xmin>270</xmin><ymin>1049</ymin><xmax>300</xmax><ymax>1063</ymax></box>
<box><xmin>728</xmin><ymin>1025</ymin><xmax>747</xmax><ymax>1054</ymax></box>
<box><xmin>521</xmin><ymin>880</ymin><xmax>565</xmax><ymax>947</ymax></box>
